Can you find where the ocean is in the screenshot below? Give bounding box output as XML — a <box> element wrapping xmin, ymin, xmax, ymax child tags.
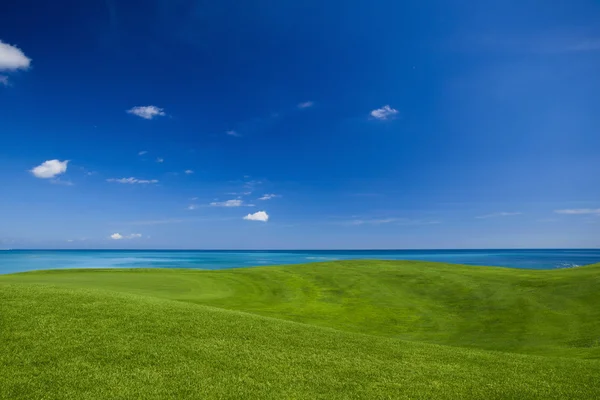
<box><xmin>0</xmin><ymin>249</ymin><xmax>599</xmax><ymax>274</ymax></box>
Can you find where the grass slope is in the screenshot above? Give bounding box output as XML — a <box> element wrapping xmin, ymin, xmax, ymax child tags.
<box><xmin>2</xmin><ymin>260</ymin><xmax>600</xmax><ymax>399</ymax></box>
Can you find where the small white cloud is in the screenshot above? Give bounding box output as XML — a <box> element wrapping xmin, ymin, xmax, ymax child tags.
<box><xmin>555</xmin><ymin>209</ymin><xmax>600</xmax><ymax>215</ymax></box>
<box><xmin>298</xmin><ymin>101</ymin><xmax>314</xmax><ymax>109</ymax></box>
<box><xmin>110</xmin><ymin>233</ymin><xmax>142</xmax><ymax>240</ymax></box>
<box><xmin>259</xmin><ymin>194</ymin><xmax>279</xmax><ymax>201</ymax></box>
<box><xmin>226</xmin><ymin>130</ymin><xmax>241</xmax><ymax>137</ymax></box>
<box><xmin>138</xmin><ymin>151</ymin><xmax>148</xmax><ymax>156</ymax></box>
<box><xmin>156</xmin><ymin>157</ymin><xmax>164</xmax><ymax>163</ymax></box>
<box><xmin>30</xmin><ymin>160</ymin><xmax>69</xmax><ymax>179</ymax></box>
<box><xmin>210</xmin><ymin>199</ymin><xmax>243</xmax><ymax>207</ymax></box>
<box><xmin>106</xmin><ymin>177</ymin><xmax>158</xmax><ymax>184</ymax></box>
<box><xmin>187</xmin><ymin>204</ymin><xmax>198</xmax><ymax>210</ymax></box>
<box><xmin>127</xmin><ymin>106</ymin><xmax>166</xmax><ymax>120</ymax></box>
<box><xmin>370</xmin><ymin>105</ymin><xmax>399</xmax><ymax>120</ymax></box>
<box><xmin>0</xmin><ymin>40</ymin><xmax>31</xmax><ymax>71</ymax></box>
<box><xmin>0</xmin><ymin>75</ymin><xmax>8</xmax><ymax>86</ymax></box>
<box><xmin>476</xmin><ymin>212</ymin><xmax>522</xmax><ymax>219</ymax></box>
<box><xmin>184</xmin><ymin>169</ymin><xmax>194</xmax><ymax>174</ymax></box>
<box><xmin>244</xmin><ymin>211</ymin><xmax>269</xmax><ymax>222</ymax></box>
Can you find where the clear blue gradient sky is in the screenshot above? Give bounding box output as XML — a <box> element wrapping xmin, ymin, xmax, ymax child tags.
<box><xmin>1</xmin><ymin>0</ymin><xmax>599</xmax><ymax>249</ymax></box>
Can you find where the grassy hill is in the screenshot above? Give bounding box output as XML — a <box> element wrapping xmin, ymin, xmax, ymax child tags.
<box><xmin>1</xmin><ymin>260</ymin><xmax>600</xmax><ymax>399</ymax></box>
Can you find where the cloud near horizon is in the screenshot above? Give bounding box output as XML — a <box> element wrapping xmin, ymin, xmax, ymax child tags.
<box><xmin>30</xmin><ymin>160</ymin><xmax>69</xmax><ymax>179</ymax></box>
<box><xmin>476</xmin><ymin>212</ymin><xmax>522</xmax><ymax>219</ymax></box>
<box><xmin>127</xmin><ymin>106</ymin><xmax>166</xmax><ymax>120</ymax></box>
<box><xmin>110</xmin><ymin>233</ymin><xmax>142</xmax><ymax>240</ymax></box>
<box><xmin>347</xmin><ymin>218</ymin><xmax>397</xmax><ymax>226</ymax></box>
<box><xmin>244</xmin><ymin>211</ymin><xmax>269</xmax><ymax>222</ymax></box>
<box><xmin>106</xmin><ymin>177</ymin><xmax>158</xmax><ymax>184</ymax></box>
<box><xmin>341</xmin><ymin>217</ymin><xmax>441</xmax><ymax>226</ymax></box>
<box><xmin>555</xmin><ymin>209</ymin><xmax>600</xmax><ymax>215</ymax></box>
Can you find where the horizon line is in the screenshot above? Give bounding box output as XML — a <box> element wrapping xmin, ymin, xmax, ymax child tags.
<box><xmin>2</xmin><ymin>248</ymin><xmax>598</xmax><ymax>251</ymax></box>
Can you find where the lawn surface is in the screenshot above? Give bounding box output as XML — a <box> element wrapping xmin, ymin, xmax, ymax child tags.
<box><xmin>2</xmin><ymin>260</ymin><xmax>600</xmax><ymax>399</ymax></box>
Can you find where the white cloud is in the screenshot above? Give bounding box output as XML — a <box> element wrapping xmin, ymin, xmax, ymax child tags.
<box><xmin>370</xmin><ymin>105</ymin><xmax>399</xmax><ymax>120</ymax></box>
<box><xmin>110</xmin><ymin>233</ymin><xmax>142</xmax><ymax>240</ymax></box>
<box><xmin>0</xmin><ymin>76</ymin><xmax>8</xmax><ymax>86</ymax></box>
<box><xmin>30</xmin><ymin>160</ymin><xmax>69</xmax><ymax>179</ymax></box>
<box><xmin>476</xmin><ymin>212</ymin><xmax>522</xmax><ymax>219</ymax></box>
<box><xmin>0</xmin><ymin>40</ymin><xmax>31</xmax><ymax>71</ymax></box>
<box><xmin>226</xmin><ymin>130</ymin><xmax>241</xmax><ymax>137</ymax></box>
<box><xmin>184</xmin><ymin>170</ymin><xmax>194</xmax><ymax>174</ymax></box>
<box><xmin>298</xmin><ymin>101</ymin><xmax>314</xmax><ymax>109</ymax></box>
<box><xmin>187</xmin><ymin>204</ymin><xmax>198</xmax><ymax>210</ymax></box>
<box><xmin>106</xmin><ymin>177</ymin><xmax>158</xmax><ymax>184</ymax></box>
<box><xmin>244</xmin><ymin>211</ymin><xmax>269</xmax><ymax>222</ymax></box>
<box><xmin>259</xmin><ymin>193</ymin><xmax>279</xmax><ymax>201</ymax></box>
<box><xmin>156</xmin><ymin>157</ymin><xmax>164</xmax><ymax>163</ymax></box>
<box><xmin>555</xmin><ymin>209</ymin><xmax>600</xmax><ymax>215</ymax></box>
<box><xmin>138</xmin><ymin>150</ymin><xmax>148</xmax><ymax>156</ymax></box>
<box><xmin>127</xmin><ymin>106</ymin><xmax>166</xmax><ymax>120</ymax></box>
<box><xmin>210</xmin><ymin>199</ymin><xmax>243</xmax><ymax>207</ymax></box>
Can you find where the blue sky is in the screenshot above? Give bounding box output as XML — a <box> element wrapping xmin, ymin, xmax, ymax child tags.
<box><xmin>1</xmin><ymin>0</ymin><xmax>599</xmax><ymax>249</ymax></box>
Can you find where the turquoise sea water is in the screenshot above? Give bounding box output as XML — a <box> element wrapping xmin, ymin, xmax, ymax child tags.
<box><xmin>1</xmin><ymin>249</ymin><xmax>599</xmax><ymax>274</ymax></box>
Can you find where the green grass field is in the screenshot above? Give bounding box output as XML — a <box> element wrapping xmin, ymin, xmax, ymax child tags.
<box><xmin>2</xmin><ymin>260</ymin><xmax>600</xmax><ymax>399</ymax></box>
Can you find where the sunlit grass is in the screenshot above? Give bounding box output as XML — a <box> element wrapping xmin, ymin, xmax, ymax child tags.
<box><xmin>1</xmin><ymin>260</ymin><xmax>599</xmax><ymax>399</ymax></box>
